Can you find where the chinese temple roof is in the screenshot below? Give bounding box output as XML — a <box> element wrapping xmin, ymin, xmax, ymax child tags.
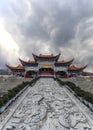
<box><xmin>68</xmin><ymin>65</ymin><xmax>87</xmax><ymax>71</ymax></box>
<box><xmin>32</xmin><ymin>53</ymin><xmax>60</xmax><ymax>61</ymax></box>
<box><xmin>6</xmin><ymin>64</ymin><xmax>25</xmax><ymax>70</ymax></box>
<box><xmin>19</xmin><ymin>58</ymin><xmax>38</xmax><ymax>66</ymax></box>
<box><xmin>55</xmin><ymin>59</ymin><xmax>74</xmax><ymax>66</ymax></box>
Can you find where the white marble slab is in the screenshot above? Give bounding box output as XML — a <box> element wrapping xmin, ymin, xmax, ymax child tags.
<box><xmin>0</xmin><ymin>78</ymin><xmax>93</xmax><ymax>130</ymax></box>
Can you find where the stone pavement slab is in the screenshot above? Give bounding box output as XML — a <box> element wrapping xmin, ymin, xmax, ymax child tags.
<box><xmin>0</xmin><ymin>78</ymin><xmax>93</xmax><ymax>130</ymax></box>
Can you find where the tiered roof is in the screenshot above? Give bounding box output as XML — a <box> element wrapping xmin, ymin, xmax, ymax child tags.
<box><xmin>6</xmin><ymin>53</ymin><xmax>87</xmax><ymax>74</ymax></box>
<box><xmin>55</xmin><ymin>59</ymin><xmax>74</xmax><ymax>66</ymax></box>
<box><xmin>6</xmin><ymin>64</ymin><xmax>25</xmax><ymax>71</ymax></box>
<box><xmin>68</xmin><ymin>65</ymin><xmax>87</xmax><ymax>71</ymax></box>
<box><xmin>19</xmin><ymin>58</ymin><xmax>38</xmax><ymax>66</ymax></box>
<box><xmin>32</xmin><ymin>53</ymin><xmax>60</xmax><ymax>61</ymax></box>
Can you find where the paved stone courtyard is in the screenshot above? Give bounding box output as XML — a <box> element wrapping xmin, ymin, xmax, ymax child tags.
<box><xmin>0</xmin><ymin>78</ymin><xmax>93</xmax><ymax>130</ymax></box>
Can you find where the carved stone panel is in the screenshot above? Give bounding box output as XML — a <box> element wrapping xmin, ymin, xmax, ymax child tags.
<box><xmin>1</xmin><ymin>78</ymin><xmax>93</xmax><ymax>130</ymax></box>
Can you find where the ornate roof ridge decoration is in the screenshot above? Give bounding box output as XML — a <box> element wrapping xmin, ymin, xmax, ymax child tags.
<box><xmin>6</xmin><ymin>64</ymin><xmax>25</xmax><ymax>70</ymax></box>
<box><xmin>39</xmin><ymin>53</ymin><xmax>54</xmax><ymax>57</ymax></box>
<box><xmin>68</xmin><ymin>65</ymin><xmax>87</xmax><ymax>71</ymax></box>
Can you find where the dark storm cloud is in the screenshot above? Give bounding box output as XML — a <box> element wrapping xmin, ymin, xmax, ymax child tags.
<box><xmin>18</xmin><ymin>0</ymin><xmax>77</xmax><ymax>46</ymax></box>
<box><xmin>16</xmin><ymin>0</ymin><xmax>93</xmax><ymax>47</ymax></box>
<box><xmin>0</xmin><ymin>0</ymin><xmax>93</xmax><ymax>71</ymax></box>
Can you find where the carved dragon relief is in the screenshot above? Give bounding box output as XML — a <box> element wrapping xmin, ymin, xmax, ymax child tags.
<box><xmin>2</xmin><ymin>78</ymin><xmax>92</xmax><ymax>130</ymax></box>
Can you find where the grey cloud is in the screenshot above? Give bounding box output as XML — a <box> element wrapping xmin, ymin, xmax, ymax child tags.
<box><xmin>16</xmin><ymin>0</ymin><xmax>93</xmax><ymax>48</ymax></box>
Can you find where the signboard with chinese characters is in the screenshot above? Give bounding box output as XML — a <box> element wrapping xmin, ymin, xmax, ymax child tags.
<box><xmin>39</xmin><ymin>62</ymin><xmax>53</xmax><ymax>68</ymax></box>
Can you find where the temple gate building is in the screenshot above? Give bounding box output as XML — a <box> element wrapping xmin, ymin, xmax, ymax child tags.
<box><xmin>6</xmin><ymin>53</ymin><xmax>87</xmax><ymax>78</ymax></box>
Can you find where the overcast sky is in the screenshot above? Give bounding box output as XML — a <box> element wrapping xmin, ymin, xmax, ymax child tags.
<box><xmin>0</xmin><ymin>0</ymin><xmax>93</xmax><ymax>72</ymax></box>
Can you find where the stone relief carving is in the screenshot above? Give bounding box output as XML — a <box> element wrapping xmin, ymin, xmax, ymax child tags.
<box><xmin>2</xmin><ymin>78</ymin><xmax>93</xmax><ymax>130</ymax></box>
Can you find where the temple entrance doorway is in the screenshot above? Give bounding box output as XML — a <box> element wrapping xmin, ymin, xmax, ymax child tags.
<box><xmin>38</xmin><ymin>68</ymin><xmax>54</xmax><ymax>77</ymax></box>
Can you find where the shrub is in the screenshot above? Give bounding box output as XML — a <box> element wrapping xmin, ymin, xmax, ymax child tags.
<box><xmin>8</xmin><ymin>90</ymin><xmax>16</xmax><ymax>99</ymax></box>
<box><xmin>0</xmin><ymin>78</ymin><xmax>38</xmax><ymax>109</ymax></box>
<box><xmin>0</xmin><ymin>98</ymin><xmax>4</xmax><ymax>107</ymax></box>
<box><xmin>56</xmin><ymin>78</ymin><xmax>93</xmax><ymax>105</ymax></box>
<box><xmin>2</xmin><ymin>94</ymin><xmax>9</xmax><ymax>104</ymax></box>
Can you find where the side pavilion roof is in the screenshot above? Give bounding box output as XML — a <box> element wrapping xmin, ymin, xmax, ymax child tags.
<box><xmin>55</xmin><ymin>59</ymin><xmax>74</xmax><ymax>66</ymax></box>
<box><xmin>68</xmin><ymin>65</ymin><xmax>87</xmax><ymax>71</ymax></box>
<box><xmin>6</xmin><ymin>64</ymin><xmax>25</xmax><ymax>71</ymax></box>
<box><xmin>19</xmin><ymin>58</ymin><xmax>38</xmax><ymax>66</ymax></box>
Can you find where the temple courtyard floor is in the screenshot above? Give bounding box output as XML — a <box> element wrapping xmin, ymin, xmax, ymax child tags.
<box><xmin>0</xmin><ymin>78</ymin><xmax>93</xmax><ymax>130</ymax></box>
